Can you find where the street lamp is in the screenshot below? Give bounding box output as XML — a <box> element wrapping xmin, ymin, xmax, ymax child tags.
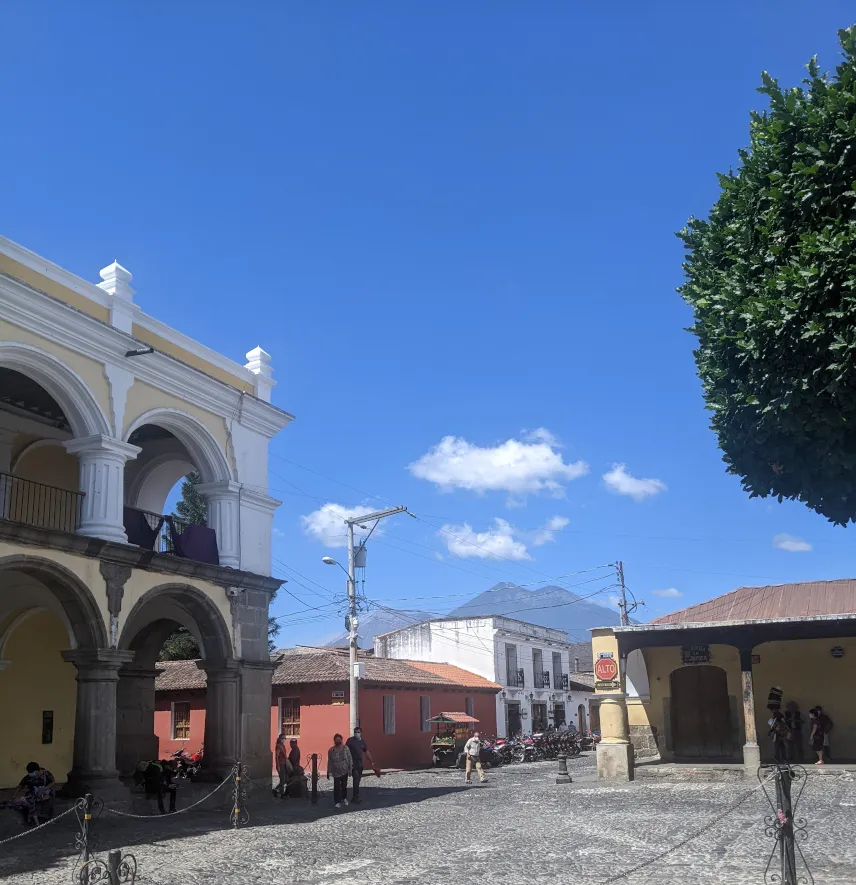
<box><xmin>322</xmin><ymin>504</ymin><xmax>408</xmax><ymax>734</ymax></box>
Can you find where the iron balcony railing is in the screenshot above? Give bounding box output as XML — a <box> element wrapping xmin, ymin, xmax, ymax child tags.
<box><xmin>0</xmin><ymin>471</ymin><xmax>84</xmax><ymax>534</ymax></box>
<box><xmin>124</xmin><ymin>506</ymin><xmax>192</xmax><ymax>555</ymax></box>
<box><xmin>557</xmin><ymin>673</ymin><xmax>569</xmax><ymax>690</ymax></box>
<box><xmin>535</xmin><ymin>671</ymin><xmax>551</xmax><ymax>689</ymax></box>
<box><xmin>506</xmin><ymin>667</ymin><xmax>525</xmax><ymax>688</ymax></box>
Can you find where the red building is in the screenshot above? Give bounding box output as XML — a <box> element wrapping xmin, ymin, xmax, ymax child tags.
<box><xmin>154</xmin><ymin>649</ymin><xmax>500</xmax><ymax>772</ymax></box>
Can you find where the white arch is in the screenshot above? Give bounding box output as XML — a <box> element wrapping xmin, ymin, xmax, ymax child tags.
<box><xmin>626</xmin><ymin>649</ymin><xmax>650</xmax><ymax>699</ymax></box>
<box><xmin>124</xmin><ymin>408</ymin><xmax>232</xmax><ymax>484</ymax></box>
<box><xmin>0</xmin><ymin>342</ymin><xmax>111</xmax><ymax>438</ymax></box>
<box><xmin>0</xmin><ymin>606</ymin><xmax>78</xmax><ymax>659</ymax></box>
<box><xmin>127</xmin><ymin>452</ymin><xmax>196</xmax><ymax>513</ymax></box>
<box><xmin>11</xmin><ymin>439</ymin><xmax>65</xmax><ymax>474</ymax></box>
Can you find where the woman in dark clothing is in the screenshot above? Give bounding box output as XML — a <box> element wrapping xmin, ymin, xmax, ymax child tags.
<box><xmin>14</xmin><ymin>763</ymin><xmax>55</xmax><ymax>826</ymax></box>
<box><xmin>809</xmin><ymin>707</ymin><xmax>826</xmax><ymax>765</ymax></box>
<box><xmin>784</xmin><ymin>702</ymin><xmax>804</xmax><ymax>762</ymax></box>
<box><xmin>768</xmin><ymin>711</ymin><xmax>790</xmax><ymax>764</ymax></box>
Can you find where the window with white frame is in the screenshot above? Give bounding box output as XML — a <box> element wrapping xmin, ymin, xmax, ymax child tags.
<box><xmin>383</xmin><ymin>695</ymin><xmax>396</xmax><ymax>734</ymax></box>
<box><xmin>280</xmin><ymin>697</ymin><xmax>300</xmax><ymax>736</ymax></box>
<box><xmin>171</xmin><ymin>701</ymin><xmax>191</xmax><ymax>741</ymax></box>
<box><xmin>420</xmin><ymin>695</ymin><xmax>431</xmax><ymax>731</ymax></box>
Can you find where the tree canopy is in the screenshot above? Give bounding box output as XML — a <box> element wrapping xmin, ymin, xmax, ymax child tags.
<box><xmin>174</xmin><ymin>471</ymin><xmax>208</xmax><ymax>525</ymax></box>
<box><xmin>678</xmin><ymin>27</ymin><xmax>856</xmax><ymax>525</ymax></box>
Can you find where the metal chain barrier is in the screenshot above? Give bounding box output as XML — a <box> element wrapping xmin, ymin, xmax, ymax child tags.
<box><xmin>594</xmin><ymin>769</ymin><xmax>777</xmax><ymax>885</ymax></box>
<box><xmin>102</xmin><ymin>771</ymin><xmax>233</xmax><ymax>820</ymax></box>
<box><xmin>0</xmin><ymin>804</ymin><xmax>77</xmax><ymax>847</ymax></box>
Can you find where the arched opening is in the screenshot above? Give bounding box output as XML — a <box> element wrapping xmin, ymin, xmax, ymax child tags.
<box><xmin>116</xmin><ymin>584</ymin><xmax>233</xmax><ymax>776</ymax></box>
<box><xmin>578</xmin><ymin>703</ymin><xmax>587</xmax><ymax>733</ymax></box>
<box><xmin>669</xmin><ymin>665</ymin><xmax>733</xmax><ymax>759</ymax></box>
<box><xmin>0</xmin><ymin>556</ymin><xmax>106</xmax><ymax>788</ymax></box>
<box><xmin>123</xmin><ymin>411</ymin><xmax>234</xmax><ymax>566</ymax></box>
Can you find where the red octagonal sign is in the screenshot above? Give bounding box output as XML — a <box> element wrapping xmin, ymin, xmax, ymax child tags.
<box><xmin>595</xmin><ymin>657</ymin><xmax>618</xmax><ymax>682</ymax></box>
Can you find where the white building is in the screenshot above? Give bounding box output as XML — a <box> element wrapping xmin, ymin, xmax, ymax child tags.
<box><xmin>374</xmin><ymin>616</ymin><xmax>594</xmax><ymax>738</ymax></box>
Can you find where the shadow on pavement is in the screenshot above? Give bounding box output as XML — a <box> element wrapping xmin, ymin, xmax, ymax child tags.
<box><xmin>0</xmin><ymin>781</ymin><xmax>468</xmax><ymax>879</ymax></box>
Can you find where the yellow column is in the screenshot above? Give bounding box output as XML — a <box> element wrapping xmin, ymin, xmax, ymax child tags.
<box><xmin>591</xmin><ymin>628</ymin><xmax>634</xmax><ymax>781</ymax></box>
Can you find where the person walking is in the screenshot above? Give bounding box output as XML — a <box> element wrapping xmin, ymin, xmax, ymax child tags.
<box><xmin>784</xmin><ymin>702</ymin><xmax>805</xmax><ymax>763</ymax></box>
<box><xmin>463</xmin><ymin>731</ymin><xmax>487</xmax><ymax>785</ymax></box>
<box><xmin>809</xmin><ymin>707</ymin><xmax>828</xmax><ymax>765</ymax></box>
<box><xmin>346</xmin><ymin>726</ymin><xmax>377</xmax><ymax>805</ymax></box>
<box><xmin>768</xmin><ymin>711</ymin><xmax>790</xmax><ymax>764</ymax></box>
<box><xmin>273</xmin><ymin>732</ymin><xmax>291</xmax><ymax>798</ymax></box>
<box><xmin>326</xmin><ymin>734</ymin><xmax>352</xmax><ymax>808</ymax></box>
<box><xmin>288</xmin><ymin>738</ymin><xmax>301</xmax><ymax>772</ymax></box>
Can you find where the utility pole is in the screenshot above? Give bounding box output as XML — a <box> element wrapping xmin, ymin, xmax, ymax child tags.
<box><xmin>343</xmin><ymin>505</ymin><xmax>408</xmax><ymax>734</ymax></box>
<box><xmin>616</xmin><ymin>560</ymin><xmax>629</xmax><ymax>626</ymax></box>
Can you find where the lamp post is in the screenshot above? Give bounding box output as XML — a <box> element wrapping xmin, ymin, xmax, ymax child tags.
<box><xmin>323</xmin><ymin>505</ymin><xmax>407</xmax><ymax>734</ymax></box>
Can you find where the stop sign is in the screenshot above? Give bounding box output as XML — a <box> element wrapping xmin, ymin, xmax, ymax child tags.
<box><xmin>595</xmin><ymin>656</ymin><xmax>618</xmax><ymax>682</ymax></box>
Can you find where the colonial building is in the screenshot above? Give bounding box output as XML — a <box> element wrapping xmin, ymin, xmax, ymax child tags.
<box><xmin>374</xmin><ymin>616</ymin><xmax>594</xmax><ymax>738</ymax></box>
<box><xmin>154</xmin><ymin>648</ymin><xmax>500</xmax><ymax>771</ymax></box>
<box><xmin>0</xmin><ymin>236</ymin><xmax>290</xmax><ymax>795</ymax></box>
<box><xmin>591</xmin><ymin>579</ymin><xmax>856</xmax><ymax>780</ymax></box>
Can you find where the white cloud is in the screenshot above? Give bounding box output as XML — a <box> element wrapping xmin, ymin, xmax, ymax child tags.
<box><xmin>272</xmin><ymin>527</ymin><xmax>286</xmax><ymax>538</ymax></box>
<box><xmin>531</xmin><ymin>515</ymin><xmax>570</xmax><ymax>546</ymax></box>
<box><xmin>652</xmin><ymin>588</ymin><xmax>683</xmax><ymax>599</ymax></box>
<box><xmin>522</xmin><ymin>427</ymin><xmax>560</xmax><ymax>446</ymax></box>
<box><xmin>772</xmin><ymin>533</ymin><xmax>812</xmax><ymax>553</ymax></box>
<box><xmin>439</xmin><ymin>518</ymin><xmax>531</xmax><ymax>561</ymax></box>
<box><xmin>409</xmin><ymin>433</ymin><xmax>589</xmax><ymax>498</ymax></box>
<box><xmin>300</xmin><ymin>503</ymin><xmax>382</xmax><ymax>549</ymax></box>
<box><xmin>602</xmin><ymin>463</ymin><xmax>666</xmax><ymax>502</ymax></box>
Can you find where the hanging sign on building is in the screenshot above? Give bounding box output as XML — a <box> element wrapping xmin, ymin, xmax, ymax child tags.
<box><xmin>681</xmin><ymin>645</ymin><xmax>710</xmax><ymax>665</ymax></box>
<box><xmin>332</xmin><ymin>690</ymin><xmax>345</xmax><ymax>698</ymax></box>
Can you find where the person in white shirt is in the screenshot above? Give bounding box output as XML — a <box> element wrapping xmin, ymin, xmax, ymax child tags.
<box><xmin>463</xmin><ymin>731</ymin><xmax>487</xmax><ymax>784</ymax></box>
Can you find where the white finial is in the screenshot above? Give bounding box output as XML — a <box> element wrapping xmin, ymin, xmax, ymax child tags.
<box><xmin>245</xmin><ymin>346</ymin><xmax>275</xmax><ymax>401</ymax></box>
<box><xmin>98</xmin><ymin>260</ymin><xmax>135</xmax><ymax>302</ymax></box>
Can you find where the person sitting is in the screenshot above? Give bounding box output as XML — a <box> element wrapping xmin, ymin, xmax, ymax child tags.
<box><xmin>142</xmin><ymin>759</ymin><xmax>178</xmax><ymax>814</ymax></box>
<box><xmin>14</xmin><ymin>763</ymin><xmax>55</xmax><ymax>827</ymax></box>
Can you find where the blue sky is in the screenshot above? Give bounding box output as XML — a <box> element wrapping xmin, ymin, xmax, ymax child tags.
<box><xmin>3</xmin><ymin>2</ymin><xmax>855</xmax><ymax>644</ymax></box>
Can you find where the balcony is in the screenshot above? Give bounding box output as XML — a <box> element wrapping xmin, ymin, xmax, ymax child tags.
<box><xmin>534</xmin><ymin>671</ymin><xmax>551</xmax><ymax>689</ymax></box>
<box><xmin>506</xmin><ymin>667</ymin><xmax>525</xmax><ymax>688</ymax></box>
<box><xmin>123</xmin><ymin>507</ymin><xmax>219</xmax><ymax>565</ymax></box>
<box><xmin>557</xmin><ymin>673</ymin><xmax>569</xmax><ymax>690</ymax></box>
<box><xmin>0</xmin><ymin>472</ymin><xmax>84</xmax><ymax>534</ymax></box>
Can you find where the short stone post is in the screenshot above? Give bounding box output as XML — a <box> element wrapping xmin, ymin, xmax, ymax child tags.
<box><xmin>311</xmin><ymin>754</ymin><xmax>319</xmax><ymax>804</ymax></box>
<box><xmin>556</xmin><ymin>754</ymin><xmax>572</xmax><ymax>785</ymax></box>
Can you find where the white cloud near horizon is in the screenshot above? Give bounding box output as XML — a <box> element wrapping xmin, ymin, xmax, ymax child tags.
<box><xmin>602</xmin><ymin>463</ymin><xmax>666</xmax><ymax>502</ymax></box>
<box><xmin>300</xmin><ymin>503</ymin><xmax>382</xmax><ymax>548</ymax></box>
<box><xmin>652</xmin><ymin>587</ymin><xmax>683</xmax><ymax>598</ymax></box>
<box><xmin>439</xmin><ymin>518</ymin><xmax>531</xmax><ymax>561</ymax></box>
<box><xmin>409</xmin><ymin>431</ymin><xmax>589</xmax><ymax>498</ymax></box>
<box><xmin>531</xmin><ymin>515</ymin><xmax>570</xmax><ymax>546</ymax></box>
<box><xmin>772</xmin><ymin>533</ymin><xmax>812</xmax><ymax>553</ymax></box>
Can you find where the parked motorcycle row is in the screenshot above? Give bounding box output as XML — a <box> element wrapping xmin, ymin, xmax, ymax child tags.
<box><xmin>457</xmin><ymin>730</ymin><xmax>601</xmax><ymax>768</ymax></box>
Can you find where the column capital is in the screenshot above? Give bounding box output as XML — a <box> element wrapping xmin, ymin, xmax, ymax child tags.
<box><xmin>196</xmin><ymin>480</ymin><xmax>241</xmax><ymax>500</ymax></box>
<box><xmin>63</xmin><ymin>648</ymin><xmax>136</xmax><ymax>677</ymax></box>
<box><xmin>64</xmin><ymin>434</ymin><xmax>141</xmax><ymax>462</ymax></box>
<box><xmin>119</xmin><ymin>665</ymin><xmax>164</xmax><ymax>681</ymax></box>
<box><xmin>196</xmin><ymin>657</ymin><xmax>242</xmax><ymax>680</ymax></box>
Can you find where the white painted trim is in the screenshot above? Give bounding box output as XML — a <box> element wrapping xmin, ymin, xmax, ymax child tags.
<box><xmin>0</xmin><ymin>341</ymin><xmax>111</xmax><ymax>438</ymax></box>
<box><xmin>0</xmin><ymin>273</ymin><xmax>293</xmax><ymax>438</ymax></box>
<box><xmin>11</xmin><ymin>438</ymin><xmax>65</xmax><ymax>474</ymax></box>
<box><xmin>124</xmin><ymin>408</ymin><xmax>233</xmax><ymax>484</ymax></box>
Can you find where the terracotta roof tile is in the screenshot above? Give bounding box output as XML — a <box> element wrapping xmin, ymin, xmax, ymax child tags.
<box><xmin>404</xmin><ymin>661</ymin><xmax>500</xmax><ymax>690</ymax></box>
<box><xmin>154</xmin><ymin>661</ymin><xmax>205</xmax><ymax>691</ymax></box>
<box><xmin>651</xmin><ymin>579</ymin><xmax>856</xmax><ymax>625</ymax></box>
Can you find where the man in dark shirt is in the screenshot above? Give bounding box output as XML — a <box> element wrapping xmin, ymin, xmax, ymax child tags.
<box><xmin>288</xmin><ymin>739</ymin><xmax>301</xmax><ymax>771</ymax></box>
<box><xmin>14</xmin><ymin>763</ymin><xmax>55</xmax><ymax>826</ymax></box>
<box><xmin>143</xmin><ymin>759</ymin><xmax>178</xmax><ymax>814</ymax></box>
<box><xmin>345</xmin><ymin>727</ymin><xmax>376</xmax><ymax>804</ymax></box>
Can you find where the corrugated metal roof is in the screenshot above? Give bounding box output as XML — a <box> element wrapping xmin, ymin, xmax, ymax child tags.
<box><xmin>651</xmin><ymin>579</ymin><xmax>856</xmax><ymax>626</ymax></box>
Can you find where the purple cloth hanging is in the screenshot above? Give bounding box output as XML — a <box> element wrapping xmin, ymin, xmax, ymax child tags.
<box><xmin>124</xmin><ymin>507</ymin><xmax>163</xmax><ymax>550</ymax></box>
<box><xmin>167</xmin><ymin>519</ymin><xmax>220</xmax><ymax>565</ymax></box>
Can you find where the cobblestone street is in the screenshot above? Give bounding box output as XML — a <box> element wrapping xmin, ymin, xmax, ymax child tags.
<box><xmin>2</xmin><ymin>755</ymin><xmax>855</xmax><ymax>885</ymax></box>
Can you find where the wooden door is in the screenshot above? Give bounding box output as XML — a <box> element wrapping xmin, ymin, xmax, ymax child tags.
<box><xmin>670</xmin><ymin>665</ymin><xmax>732</xmax><ymax>758</ymax></box>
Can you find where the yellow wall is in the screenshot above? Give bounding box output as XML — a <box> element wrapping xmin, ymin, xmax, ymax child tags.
<box><xmin>752</xmin><ymin>637</ymin><xmax>856</xmax><ymax>760</ymax></box>
<box><xmin>0</xmin><ymin>611</ymin><xmax>77</xmax><ymax>788</ymax></box>
<box><xmin>14</xmin><ymin>443</ymin><xmax>79</xmax><ymax>492</ymax></box>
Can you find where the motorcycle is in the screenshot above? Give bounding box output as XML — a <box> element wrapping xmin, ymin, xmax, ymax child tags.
<box><xmin>494</xmin><ymin>737</ymin><xmax>515</xmax><ymax>765</ymax></box>
<box><xmin>171</xmin><ymin>746</ymin><xmax>203</xmax><ymax>779</ymax></box>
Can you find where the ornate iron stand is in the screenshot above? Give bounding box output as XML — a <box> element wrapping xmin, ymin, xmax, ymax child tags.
<box><xmin>230</xmin><ymin>761</ymin><xmax>249</xmax><ymax>828</ymax></box>
<box><xmin>758</xmin><ymin>764</ymin><xmax>813</xmax><ymax>885</ymax></box>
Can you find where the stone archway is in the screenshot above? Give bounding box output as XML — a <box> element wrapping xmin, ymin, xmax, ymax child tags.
<box><xmin>116</xmin><ymin>584</ymin><xmax>234</xmax><ymax>776</ymax></box>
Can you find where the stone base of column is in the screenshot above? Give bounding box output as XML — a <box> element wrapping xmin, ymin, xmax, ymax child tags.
<box><xmin>63</xmin><ymin>769</ymin><xmax>129</xmax><ymax>801</ymax></box>
<box><xmin>596</xmin><ymin>741</ymin><xmax>635</xmax><ymax>781</ymax></box>
<box><xmin>742</xmin><ymin>741</ymin><xmax>761</xmax><ymax>778</ymax></box>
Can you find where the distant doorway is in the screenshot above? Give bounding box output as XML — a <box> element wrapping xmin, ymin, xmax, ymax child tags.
<box><xmin>553</xmin><ymin>703</ymin><xmax>566</xmax><ymax>727</ymax></box>
<box><xmin>578</xmin><ymin>704</ymin><xmax>587</xmax><ymax>733</ymax></box>
<box><xmin>507</xmin><ymin>702</ymin><xmax>522</xmax><ymax>736</ymax></box>
<box><xmin>670</xmin><ymin>665</ymin><xmax>733</xmax><ymax>759</ymax></box>
<box><xmin>531</xmin><ymin>702</ymin><xmax>548</xmax><ymax>733</ymax></box>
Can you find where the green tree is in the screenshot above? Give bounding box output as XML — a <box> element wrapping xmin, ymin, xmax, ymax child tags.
<box><xmin>159</xmin><ymin>626</ymin><xmax>200</xmax><ymax>661</ymax></box>
<box><xmin>174</xmin><ymin>472</ymin><xmax>207</xmax><ymax>525</ymax></box>
<box><xmin>678</xmin><ymin>27</ymin><xmax>856</xmax><ymax>525</ymax></box>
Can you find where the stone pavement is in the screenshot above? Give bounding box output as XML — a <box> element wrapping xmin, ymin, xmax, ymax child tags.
<box><xmin>1</xmin><ymin>755</ymin><xmax>855</xmax><ymax>884</ymax></box>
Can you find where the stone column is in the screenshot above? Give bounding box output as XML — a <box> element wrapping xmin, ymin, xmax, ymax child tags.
<box><xmin>64</xmin><ymin>435</ymin><xmax>140</xmax><ymax>543</ymax></box>
<box><xmin>196</xmin><ymin>480</ymin><xmax>241</xmax><ymax>569</ymax></box>
<box><xmin>62</xmin><ymin>648</ymin><xmax>135</xmax><ymax>798</ymax></box>
<box><xmin>196</xmin><ymin>658</ymin><xmax>241</xmax><ymax>778</ymax></box>
<box><xmin>739</xmin><ymin>648</ymin><xmax>761</xmax><ymax>776</ymax></box>
<box><xmin>240</xmin><ymin>659</ymin><xmax>278</xmax><ymax>782</ymax></box>
<box><xmin>596</xmin><ymin>693</ymin><xmax>634</xmax><ymax>781</ymax></box>
<box><xmin>116</xmin><ymin>666</ymin><xmax>161</xmax><ymax>776</ymax></box>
